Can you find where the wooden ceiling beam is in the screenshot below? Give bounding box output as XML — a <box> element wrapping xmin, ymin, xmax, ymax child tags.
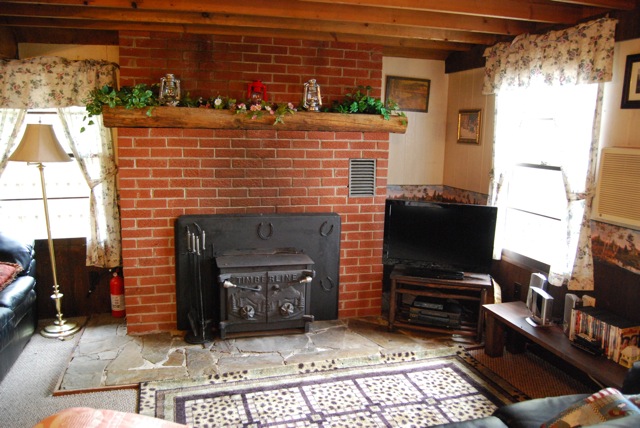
<box><xmin>0</xmin><ymin>4</ymin><xmax>501</xmax><ymax>45</ymax></box>
<box><xmin>297</xmin><ymin>0</ymin><xmax>607</xmax><ymax>23</ymax></box>
<box><xmin>549</xmin><ymin>0</ymin><xmax>637</xmax><ymax>9</ymax></box>
<box><xmin>0</xmin><ymin>16</ymin><xmax>476</xmax><ymax>54</ymax></box>
<box><xmin>1</xmin><ymin>0</ymin><xmax>633</xmax><ymax>63</ymax></box>
<box><xmin>0</xmin><ymin>26</ymin><xmax>18</xmax><ymax>59</ymax></box>
<box><xmin>382</xmin><ymin>46</ymin><xmax>450</xmax><ymax>61</ymax></box>
<box><xmin>1</xmin><ymin>0</ymin><xmax>537</xmax><ymax>36</ymax></box>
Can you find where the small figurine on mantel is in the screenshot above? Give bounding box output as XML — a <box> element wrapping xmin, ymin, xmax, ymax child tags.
<box><xmin>302</xmin><ymin>79</ymin><xmax>322</xmax><ymax>112</ymax></box>
<box><xmin>159</xmin><ymin>73</ymin><xmax>181</xmax><ymax>106</ymax></box>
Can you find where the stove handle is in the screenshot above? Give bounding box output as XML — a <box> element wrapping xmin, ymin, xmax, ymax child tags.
<box><xmin>222</xmin><ymin>280</ymin><xmax>262</xmax><ymax>292</ymax></box>
<box><xmin>299</xmin><ymin>269</ymin><xmax>315</xmax><ymax>284</ymax></box>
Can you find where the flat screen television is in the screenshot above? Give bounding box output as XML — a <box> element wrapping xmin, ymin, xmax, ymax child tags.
<box><xmin>383</xmin><ymin>199</ymin><xmax>497</xmax><ymax>275</ymax></box>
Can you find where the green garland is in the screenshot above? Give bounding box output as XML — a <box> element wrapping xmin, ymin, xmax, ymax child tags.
<box><xmin>82</xmin><ymin>83</ymin><xmax>405</xmax><ymax>131</ymax></box>
<box><xmin>330</xmin><ymin>85</ymin><xmax>405</xmax><ymax>121</ymax></box>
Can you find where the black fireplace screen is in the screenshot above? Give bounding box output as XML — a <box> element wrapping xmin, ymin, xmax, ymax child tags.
<box><xmin>174</xmin><ymin>213</ymin><xmax>341</xmax><ymax>332</ymax></box>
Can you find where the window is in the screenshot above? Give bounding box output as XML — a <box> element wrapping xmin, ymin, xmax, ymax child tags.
<box><xmin>496</xmin><ymin>84</ymin><xmax>598</xmax><ymax>267</ymax></box>
<box><xmin>0</xmin><ymin>110</ymin><xmax>90</xmax><ymax>239</ymax></box>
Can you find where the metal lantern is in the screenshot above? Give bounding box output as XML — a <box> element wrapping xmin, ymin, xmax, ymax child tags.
<box><xmin>159</xmin><ymin>73</ymin><xmax>181</xmax><ymax>106</ymax></box>
<box><xmin>302</xmin><ymin>79</ymin><xmax>322</xmax><ymax>112</ymax></box>
<box><xmin>248</xmin><ymin>80</ymin><xmax>268</xmax><ymax>105</ymax></box>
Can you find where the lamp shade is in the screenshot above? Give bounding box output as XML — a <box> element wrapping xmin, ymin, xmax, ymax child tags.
<box><xmin>9</xmin><ymin>124</ymin><xmax>71</xmax><ymax>163</ymax></box>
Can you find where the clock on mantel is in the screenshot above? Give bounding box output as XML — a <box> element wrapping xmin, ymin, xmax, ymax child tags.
<box><xmin>101</xmin><ymin>107</ymin><xmax>408</xmax><ymax>134</ymax></box>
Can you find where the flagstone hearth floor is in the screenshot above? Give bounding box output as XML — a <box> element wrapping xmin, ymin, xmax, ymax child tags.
<box><xmin>55</xmin><ymin>314</ymin><xmax>466</xmax><ymax>394</ymax></box>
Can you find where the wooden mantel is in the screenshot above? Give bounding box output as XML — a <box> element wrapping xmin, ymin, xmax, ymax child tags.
<box><xmin>102</xmin><ymin>106</ymin><xmax>408</xmax><ymax>134</ymax></box>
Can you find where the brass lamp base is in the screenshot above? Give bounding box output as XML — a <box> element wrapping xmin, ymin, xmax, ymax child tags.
<box><xmin>41</xmin><ymin>319</ymin><xmax>81</xmax><ymax>339</ymax></box>
<box><xmin>41</xmin><ymin>289</ymin><xmax>81</xmax><ymax>339</ymax></box>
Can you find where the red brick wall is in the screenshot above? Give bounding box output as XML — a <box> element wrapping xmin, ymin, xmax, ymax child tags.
<box><xmin>117</xmin><ymin>32</ymin><xmax>389</xmax><ymax>334</ymax></box>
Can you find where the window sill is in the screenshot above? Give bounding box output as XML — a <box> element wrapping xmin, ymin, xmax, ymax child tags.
<box><xmin>502</xmin><ymin>249</ymin><xmax>550</xmax><ymax>274</ymax></box>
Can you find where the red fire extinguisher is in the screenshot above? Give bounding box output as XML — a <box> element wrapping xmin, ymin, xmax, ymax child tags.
<box><xmin>110</xmin><ymin>270</ymin><xmax>126</xmax><ymax>318</ymax></box>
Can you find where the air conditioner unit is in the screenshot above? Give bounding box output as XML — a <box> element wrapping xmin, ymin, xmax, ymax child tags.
<box><xmin>593</xmin><ymin>147</ymin><xmax>640</xmax><ymax>230</ymax></box>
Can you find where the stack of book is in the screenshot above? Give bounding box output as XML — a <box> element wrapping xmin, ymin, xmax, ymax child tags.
<box><xmin>570</xmin><ymin>306</ymin><xmax>640</xmax><ymax>368</ymax></box>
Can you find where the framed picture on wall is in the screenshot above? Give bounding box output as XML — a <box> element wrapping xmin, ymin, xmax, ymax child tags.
<box><xmin>385</xmin><ymin>76</ymin><xmax>430</xmax><ymax>112</ymax></box>
<box><xmin>621</xmin><ymin>53</ymin><xmax>640</xmax><ymax>109</ymax></box>
<box><xmin>457</xmin><ymin>109</ymin><xmax>482</xmax><ymax>144</ymax></box>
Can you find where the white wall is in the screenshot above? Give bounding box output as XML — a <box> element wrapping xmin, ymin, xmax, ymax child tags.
<box><xmin>601</xmin><ymin>38</ymin><xmax>640</xmax><ymax>150</ymax></box>
<box><xmin>443</xmin><ymin>69</ymin><xmax>494</xmax><ymax>195</ymax></box>
<box><xmin>18</xmin><ymin>44</ymin><xmax>119</xmax><ymax>62</ymax></box>
<box><xmin>383</xmin><ymin>58</ymin><xmax>448</xmax><ymax>185</ymax></box>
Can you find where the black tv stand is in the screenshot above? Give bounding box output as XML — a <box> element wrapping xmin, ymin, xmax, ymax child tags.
<box><xmin>402</xmin><ymin>267</ymin><xmax>465</xmax><ymax>281</ymax></box>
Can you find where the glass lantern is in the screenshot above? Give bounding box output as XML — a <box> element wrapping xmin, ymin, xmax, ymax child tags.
<box><xmin>302</xmin><ymin>79</ymin><xmax>322</xmax><ymax>112</ymax></box>
<box><xmin>159</xmin><ymin>73</ymin><xmax>181</xmax><ymax>106</ymax></box>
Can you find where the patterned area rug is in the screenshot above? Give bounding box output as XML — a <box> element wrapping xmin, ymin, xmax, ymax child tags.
<box><xmin>139</xmin><ymin>348</ymin><xmax>524</xmax><ymax>427</ymax></box>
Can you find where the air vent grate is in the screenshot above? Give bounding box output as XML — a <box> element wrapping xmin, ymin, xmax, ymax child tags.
<box><xmin>593</xmin><ymin>148</ymin><xmax>640</xmax><ymax>230</ymax></box>
<box><xmin>349</xmin><ymin>159</ymin><xmax>376</xmax><ymax>197</ymax></box>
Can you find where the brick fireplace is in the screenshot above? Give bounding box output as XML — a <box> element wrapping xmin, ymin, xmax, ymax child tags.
<box><xmin>116</xmin><ymin>31</ymin><xmax>389</xmax><ymax>334</ymax></box>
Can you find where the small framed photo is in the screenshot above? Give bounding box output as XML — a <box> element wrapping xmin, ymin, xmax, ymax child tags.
<box><xmin>385</xmin><ymin>76</ymin><xmax>430</xmax><ymax>112</ymax></box>
<box><xmin>457</xmin><ymin>109</ymin><xmax>482</xmax><ymax>144</ymax></box>
<box><xmin>621</xmin><ymin>53</ymin><xmax>640</xmax><ymax>109</ymax></box>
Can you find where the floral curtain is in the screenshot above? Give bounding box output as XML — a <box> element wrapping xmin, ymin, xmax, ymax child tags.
<box><xmin>0</xmin><ymin>56</ymin><xmax>120</xmax><ymax>268</ymax></box>
<box><xmin>548</xmin><ymin>84</ymin><xmax>604</xmax><ymax>290</ymax></box>
<box><xmin>57</xmin><ymin>107</ymin><xmax>121</xmax><ymax>268</ymax></box>
<box><xmin>0</xmin><ymin>56</ymin><xmax>118</xmax><ymax>108</ymax></box>
<box><xmin>0</xmin><ymin>109</ymin><xmax>26</xmax><ymax>175</ymax></box>
<box><xmin>483</xmin><ymin>17</ymin><xmax>617</xmax><ymax>95</ymax></box>
<box><xmin>484</xmin><ymin>18</ymin><xmax>616</xmax><ymax>291</ymax></box>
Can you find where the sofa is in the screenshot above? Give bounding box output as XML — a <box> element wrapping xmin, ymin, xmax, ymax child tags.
<box><xmin>34</xmin><ymin>407</ymin><xmax>187</xmax><ymax>428</ymax></box>
<box><xmin>0</xmin><ymin>231</ymin><xmax>37</xmax><ymax>382</ymax></box>
<box><xmin>434</xmin><ymin>361</ymin><xmax>640</xmax><ymax>427</ymax></box>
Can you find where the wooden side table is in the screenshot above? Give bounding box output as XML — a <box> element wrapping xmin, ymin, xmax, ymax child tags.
<box><xmin>388</xmin><ymin>267</ymin><xmax>492</xmax><ymax>342</ymax></box>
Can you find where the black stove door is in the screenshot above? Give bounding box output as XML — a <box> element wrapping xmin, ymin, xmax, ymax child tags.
<box><xmin>267</xmin><ymin>269</ymin><xmax>309</xmax><ymax>322</ymax></box>
<box><xmin>222</xmin><ymin>272</ymin><xmax>267</xmax><ymax>325</ymax></box>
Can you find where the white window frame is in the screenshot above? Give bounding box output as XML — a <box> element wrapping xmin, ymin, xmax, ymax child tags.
<box><xmin>0</xmin><ymin>110</ymin><xmax>90</xmax><ymax>239</ymax></box>
<box><xmin>495</xmin><ymin>83</ymin><xmax>598</xmax><ymax>270</ymax></box>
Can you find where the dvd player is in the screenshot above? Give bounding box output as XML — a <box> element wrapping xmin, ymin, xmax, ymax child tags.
<box><xmin>403</xmin><ymin>267</ymin><xmax>464</xmax><ymax>280</ymax></box>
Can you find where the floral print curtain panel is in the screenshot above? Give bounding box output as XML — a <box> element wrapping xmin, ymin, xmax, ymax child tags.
<box><xmin>57</xmin><ymin>107</ymin><xmax>122</xmax><ymax>268</ymax></box>
<box><xmin>0</xmin><ymin>56</ymin><xmax>121</xmax><ymax>268</ymax></box>
<box><xmin>483</xmin><ymin>18</ymin><xmax>617</xmax><ymax>95</ymax></box>
<box><xmin>0</xmin><ymin>56</ymin><xmax>118</xmax><ymax>108</ymax></box>
<box><xmin>0</xmin><ymin>109</ymin><xmax>26</xmax><ymax>174</ymax></box>
<box><xmin>484</xmin><ymin>18</ymin><xmax>616</xmax><ymax>291</ymax></box>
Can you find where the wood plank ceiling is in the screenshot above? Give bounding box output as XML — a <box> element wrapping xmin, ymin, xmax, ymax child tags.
<box><xmin>0</xmin><ymin>0</ymin><xmax>638</xmax><ymax>64</ymax></box>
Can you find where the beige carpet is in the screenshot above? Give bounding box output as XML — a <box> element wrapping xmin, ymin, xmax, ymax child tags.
<box><xmin>464</xmin><ymin>347</ymin><xmax>594</xmax><ymax>399</ymax></box>
<box><xmin>0</xmin><ymin>321</ymin><xmax>137</xmax><ymax>428</ymax></box>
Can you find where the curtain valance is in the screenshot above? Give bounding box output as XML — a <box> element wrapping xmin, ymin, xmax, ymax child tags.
<box><xmin>483</xmin><ymin>18</ymin><xmax>617</xmax><ymax>95</ymax></box>
<box><xmin>0</xmin><ymin>56</ymin><xmax>118</xmax><ymax>108</ymax></box>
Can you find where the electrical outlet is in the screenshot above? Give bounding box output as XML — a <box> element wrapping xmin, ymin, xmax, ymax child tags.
<box><xmin>514</xmin><ymin>282</ymin><xmax>522</xmax><ymax>300</ymax></box>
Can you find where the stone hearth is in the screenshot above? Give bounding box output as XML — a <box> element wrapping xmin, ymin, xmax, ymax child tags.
<box><xmin>56</xmin><ymin>314</ymin><xmax>459</xmax><ymax>392</ymax></box>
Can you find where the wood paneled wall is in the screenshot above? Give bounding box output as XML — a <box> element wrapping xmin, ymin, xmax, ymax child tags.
<box><xmin>491</xmin><ymin>258</ymin><xmax>640</xmax><ymax>324</ymax></box>
<box><xmin>34</xmin><ymin>239</ymin><xmax>113</xmax><ymax>320</ymax></box>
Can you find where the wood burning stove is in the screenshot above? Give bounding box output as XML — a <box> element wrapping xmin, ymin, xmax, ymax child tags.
<box><xmin>174</xmin><ymin>213</ymin><xmax>340</xmax><ymax>338</ymax></box>
<box><xmin>216</xmin><ymin>249</ymin><xmax>315</xmax><ymax>339</ymax></box>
